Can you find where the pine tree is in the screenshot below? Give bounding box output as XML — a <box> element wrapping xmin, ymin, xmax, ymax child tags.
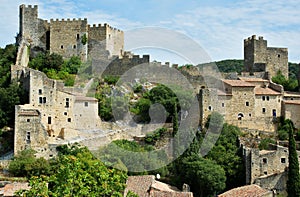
<box><xmin>287</xmin><ymin>122</ymin><xmax>300</xmax><ymax>197</ymax></box>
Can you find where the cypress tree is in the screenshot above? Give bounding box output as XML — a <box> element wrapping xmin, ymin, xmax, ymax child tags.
<box><xmin>287</xmin><ymin>122</ymin><xmax>300</xmax><ymax>197</ymax></box>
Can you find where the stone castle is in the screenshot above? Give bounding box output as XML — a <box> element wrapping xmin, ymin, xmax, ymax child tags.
<box><xmin>18</xmin><ymin>4</ymin><xmax>123</xmax><ymax>60</ymax></box>
<box><xmin>9</xmin><ymin>5</ymin><xmax>300</xmax><ymax>194</ymax></box>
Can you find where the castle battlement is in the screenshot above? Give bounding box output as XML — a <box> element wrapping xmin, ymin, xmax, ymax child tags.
<box><xmin>244</xmin><ymin>35</ymin><xmax>266</xmax><ymax>46</ymax></box>
<box><xmin>50</xmin><ymin>18</ymin><xmax>88</xmax><ymax>23</ymax></box>
<box><xmin>21</xmin><ymin>4</ymin><xmax>38</xmax><ymax>9</ymax></box>
<box><xmin>88</xmin><ymin>23</ymin><xmax>123</xmax><ymax>32</ymax></box>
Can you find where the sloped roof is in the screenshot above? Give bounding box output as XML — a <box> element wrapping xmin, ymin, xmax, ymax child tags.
<box><xmin>284</xmin><ymin>100</ymin><xmax>300</xmax><ymax>105</ymax></box>
<box><xmin>218</xmin><ymin>184</ymin><xmax>270</xmax><ymax>197</ymax></box>
<box><xmin>223</xmin><ymin>80</ymin><xmax>256</xmax><ymax>87</ymax></box>
<box><xmin>75</xmin><ymin>96</ymin><xmax>98</xmax><ymax>102</ymax></box>
<box><xmin>254</xmin><ymin>87</ymin><xmax>281</xmax><ymax>95</ymax></box>
<box><xmin>239</xmin><ymin>77</ymin><xmax>268</xmax><ymax>82</ymax></box>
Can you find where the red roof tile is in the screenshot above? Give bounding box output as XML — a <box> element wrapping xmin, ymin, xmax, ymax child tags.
<box><xmin>284</xmin><ymin>100</ymin><xmax>300</xmax><ymax>105</ymax></box>
<box><xmin>223</xmin><ymin>80</ymin><xmax>256</xmax><ymax>87</ymax></box>
<box><xmin>218</xmin><ymin>184</ymin><xmax>270</xmax><ymax>197</ymax></box>
<box><xmin>254</xmin><ymin>87</ymin><xmax>281</xmax><ymax>95</ymax></box>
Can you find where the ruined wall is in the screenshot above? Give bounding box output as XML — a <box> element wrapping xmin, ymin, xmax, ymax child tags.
<box><xmin>88</xmin><ymin>24</ymin><xmax>124</xmax><ymax>58</ymax></box>
<box><xmin>18</xmin><ymin>5</ymin><xmax>49</xmax><ymax>50</ymax></box>
<box><xmin>50</xmin><ymin>18</ymin><xmax>88</xmax><ymax>60</ymax></box>
<box><xmin>244</xmin><ymin>35</ymin><xmax>288</xmax><ymax>79</ymax></box>
<box><xmin>283</xmin><ymin>101</ymin><xmax>300</xmax><ymax>129</ymax></box>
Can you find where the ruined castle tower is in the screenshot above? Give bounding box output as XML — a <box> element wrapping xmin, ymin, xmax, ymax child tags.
<box><xmin>244</xmin><ymin>35</ymin><xmax>288</xmax><ymax>79</ymax></box>
<box><xmin>17</xmin><ymin>4</ymin><xmax>124</xmax><ymax>61</ymax></box>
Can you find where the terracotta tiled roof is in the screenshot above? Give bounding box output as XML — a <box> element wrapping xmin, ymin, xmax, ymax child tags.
<box><xmin>239</xmin><ymin>77</ymin><xmax>268</xmax><ymax>82</ymax></box>
<box><xmin>284</xmin><ymin>91</ymin><xmax>300</xmax><ymax>97</ymax></box>
<box><xmin>218</xmin><ymin>184</ymin><xmax>270</xmax><ymax>197</ymax></box>
<box><xmin>254</xmin><ymin>87</ymin><xmax>281</xmax><ymax>95</ymax></box>
<box><xmin>223</xmin><ymin>80</ymin><xmax>255</xmax><ymax>87</ymax></box>
<box><xmin>284</xmin><ymin>100</ymin><xmax>300</xmax><ymax>105</ymax></box>
<box><xmin>124</xmin><ymin>175</ymin><xmax>193</xmax><ymax>197</ymax></box>
<box><xmin>75</xmin><ymin>96</ymin><xmax>98</xmax><ymax>102</ymax></box>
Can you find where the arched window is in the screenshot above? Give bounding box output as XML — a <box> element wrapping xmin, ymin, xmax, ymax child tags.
<box><xmin>238</xmin><ymin>113</ymin><xmax>244</xmax><ymax>120</ymax></box>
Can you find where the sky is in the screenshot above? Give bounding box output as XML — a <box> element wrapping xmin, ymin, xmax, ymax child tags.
<box><xmin>1</xmin><ymin>0</ymin><xmax>300</xmax><ymax>65</ymax></box>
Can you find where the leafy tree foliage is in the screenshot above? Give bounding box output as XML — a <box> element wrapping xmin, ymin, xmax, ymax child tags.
<box><xmin>9</xmin><ymin>149</ymin><xmax>51</xmax><ymax>178</ymax></box>
<box><xmin>28</xmin><ymin>52</ymin><xmax>82</xmax><ymax>86</ymax></box>
<box><xmin>17</xmin><ymin>145</ymin><xmax>128</xmax><ymax>197</ymax></box>
<box><xmin>287</xmin><ymin>121</ymin><xmax>300</xmax><ymax>197</ymax></box>
<box><xmin>0</xmin><ymin>44</ymin><xmax>17</xmax><ymax>87</ymax></box>
<box><xmin>144</xmin><ymin>127</ymin><xmax>167</xmax><ymax>145</ymax></box>
<box><xmin>177</xmin><ymin>154</ymin><xmax>226</xmax><ymax>197</ymax></box>
<box><xmin>98</xmin><ymin>140</ymin><xmax>169</xmax><ymax>176</ymax></box>
<box><xmin>206</xmin><ymin>124</ymin><xmax>245</xmax><ymax>189</ymax></box>
<box><xmin>258</xmin><ymin>138</ymin><xmax>276</xmax><ymax>150</ymax></box>
<box><xmin>215</xmin><ymin>59</ymin><xmax>244</xmax><ymax>73</ymax></box>
<box><xmin>272</xmin><ymin>70</ymin><xmax>298</xmax><ymax>91</ymax></box>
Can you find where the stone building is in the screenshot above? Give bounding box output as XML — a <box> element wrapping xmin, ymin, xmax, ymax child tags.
<box><xmin>242</xmin><ymin>142</ymin><xmax>300</xmax><ymax>192</ymax></box>
<box><xmin>13</xmin><ymin>40</ymin><xmax>101</xmax><ymax>158</ymax></box>
<box><xmin>200</xmin><ymin>78</ymin><xmax>283</xmax><ymax>132</ymax></box>
<box><xmin>244</xmin><ymin>35</ymin><xmax>288</xmax><ymax>79</ymax></box>
<box><xmin>18</xmin><ymin>4</ymin><xmax>124</xmax><ymax>60</ymax></box>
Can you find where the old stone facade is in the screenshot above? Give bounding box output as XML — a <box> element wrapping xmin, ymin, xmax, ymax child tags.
<box><xmin>244</xmin><ymin>35</ymin><xmax>288</xmax><ymax>79</ymax></box>
<box><xmin>18</xmin><ymin>4</ymin><xmax>124</xmax><ymax>60</ymax></box>
<box><xmin>200</xmin><ymin>78</ymin><xmax>284</xmax><ymax>132</ymax></box>
<box><xmin>242</xmin><ymin>143</ymin><xmax>300</xmax><ymax>192</ymax></box>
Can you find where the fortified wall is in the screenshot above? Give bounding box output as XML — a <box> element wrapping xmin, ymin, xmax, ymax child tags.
<box><xmin>244</xmin><ymin>35</ymin><xmax>288</xmax><ymax>79</ymax></box>
<box><xmin>18</xmin><ymin>4</ymin><xmax>124</xmax><ymax>61</ymax></box>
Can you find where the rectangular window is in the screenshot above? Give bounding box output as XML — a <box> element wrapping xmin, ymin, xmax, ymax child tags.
<box><xmin>66</xmin><ymin>98</ymin><xmax>70</xmax><ymax>108</ymax></box>
<box><xmin>246</xmin><ymin>101</ymin><xmax>249</xmax><ymax>106</ymax></box>
<box><xmin>266</xmin><ymin>96</ymin><xmax>270</xmax><ymax>101</ymax></box>
<box><xmin>43</xmin><ymin>97</ymin><xmax>46</xmax><ymax>103</ymax></box>
<box><xmin>61</xmin><ymin>45</ymin><xmax>64</xmax><ymax>49</ymax></box>
<box><xmin>84</xmin><ymin>102</ymin><xmax>89</xmax><ymax>107</ymax></box>
<box><xmin>38</xmin><ymin>89</ymin><xmax>42</xmax><ymax>95</ymax></box>
<box><xmin>262</xmin><ymin>158</ymin><xmax>267</xmax><ymax>164</ymax></box>
<box><xmin>262</xmin><ymin>108</ymin><xmax>266</xmax><ymax>113</ymax></box>
<box><xmin>26</xmin><ymin>132</ymin><xmax>30</xmax><ymax>143</ymax></box>
<box><xmin>273</xmin><ymin>109</ymin><xmax>277</xmax><ymax>117</ymax></box>
<box><xmin>281</xmin><ymin>158</ymin><xmax>286</xmax><ymax>163</ymax></box>
<box><xmin>27</xmin><ymin>119</ymin><xmax>30</xmax><ymax>122</ymax></box>
<box><xmin>208</xmin><ymin>106</ymin><xmax>212</xmax><ymax>111</ymax></box>
<box><xmin>77</xmin><ymin>34</ymin><xmax>80</xmax><ymax>39</ymax></box>
<box><xmin>73</xmin><ymin>45</ymin><xmax>76</xmax><ymax>49</ymax></box>
<box><xmin>68</xmin><ymin>118</ymin><xmax>71</xmax><ymax>122</ymax></box>
<box><xmin>48</xmin><ymin>117</ymin><xmax>52</xmax><ymax>124</ymax></box>
<box><xmin>39</xmin><ymin>97</ymin><xmax>43</xmax><ymax>104</ymax></box>
<box><xmin>262</xmin><ymin>96</ymin><xmax>265</xmax><ymax>101</ymax></box>
<box><xmin>221</xmin><ymin>103</ymin><xmax>224</xmax><ymax>107</ymax></box>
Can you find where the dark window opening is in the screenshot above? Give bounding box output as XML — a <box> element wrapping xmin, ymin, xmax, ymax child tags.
<box><xmin>73</xmin><ymin>45</ymin><xmax>76</xmax><ymax>49</ymax></box>
<box><xmin>39</xmin><ymin>97</ymin><xmax>43</xmax><ymax>104</ymax></box>
<box><xmin>273</xmin><ymin>109</ymin><xmax>277</xmax><ymax>117</ymax></box>
<box><xmin>61</xmin><ymin>45</ymin><xmax>64</xmax><ymax>49</ymax></box>
<box><xmin>264</xmin><ymin>171</ymin><xmax>268</xmax><ymax>175</ymax></box>
<box><xmin>266</xmin><ymin>96</ymin><xmax>269</xmax><ymax>101</ymax></box>
<box><xmin>222</xmin><ymin>103</ymin><xmax>225</xmax><ymax>107</ymax></box>
<box><xmin>27</xmin><ymin>119</ymin><xmax>30</xmax><ymax>122</ymax></box>
<box><xmin>48</xmin><ymin>117</ymin><xmax>52</xmax><ymax>124</ymax></box>
<box><xmin>278</xmin><ymin>54</ymin><xmax>281</xmax><ymax>58</ymax></box>
<box><xmin>26</xmin><ymin>132</ymin><xmax>30</xmax><ymax>143</ymax></box>
<box><xmin>262</xmin><ymin>96</ymin><xmax>265</xmax><ymax>101</ymax></box>
<box><xmin>238</xmin><ymin>113</ymin><xmax>244</xmax><ymax>120</ymax></box>
<box><xmin>66</xmin><ymin>98</ymin><xmax>70</xmax><ymax>108</ymax></box>
<box><xmin>68</xmin><ymin>118</ymin><xmax>71</xmax><ymax>122</ymax></box>
<box><xmin>38</xmin><ymin>89</ymin><xmax>42</xmax><ymax>95</ymax></box>
<box><xmin>43</xmin><ymin>97</ymin><xmax>46</xmax><ymax>103</ymax></box>
<box><xmin>249</xmin><ymin>113</ymin><xmax>252</xmax><ymax>117</ymax></box>
<box><xmin>263</xmin><ymin>158</ymin><xmax>267</xmax><ymax>164</ymax></box>
<box><xmin>262</xmin><ymin>108</ymin><xmax>266</xmax><ymax>113</ymax></box>
<box><xmin>246</xmin><ymin>101</ymin><xmax>249</xmax><ymax>106</ymax></box>
<box><xmin>64</xmin><ymin>112</ymin><xmax>67</xmax><ymax>116</ymax></box>
<box><xmin>281</xmin><ymin>158</ymin><xmax>286</xmax><ymax>163</ymax></box>
<box><xmin>77</xmin><ymin>34</ymin><xmax>80</xmax><ymax>39</ymax></box>
<box><xmin>84</xmin><ymin>102</ymin><xmax>88</xmax><ymax>107</ymax></box>
<box><xmin>208</xmin><ymin>106</ymin><xmax>212</xmax><ymax>111</ymax></box>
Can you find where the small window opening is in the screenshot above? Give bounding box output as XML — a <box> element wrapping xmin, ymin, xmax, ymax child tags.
<box><xmin>221</xmin><ymin>103</ymin><xmax>225</xmax><ymax>107</ymax></box>
<box><xmin>26</xmin><ymin>132</ymin><xmax>30</xmax><ymax>143</ymax></box>
<box><xmin>61</xmin><ymin>45</ymin><xmax>64</xmax><ymax>49</ymax></box>
<box><xmin>238</xmin><ymin>113</ymin><xmax>244</xmax><ymax>120</ymax></box>
<box><xmin>262</xmin><ymin>108</ymin><xmax>266</xmax><ymax>113</ymax></box>
<box><xmin>262</xmin><ymin>96</ymin><xmax>265</xmax><ymax>101</ymax></box>
<box><xmin>48</xmin><ymin>117</ymin><xmax>52</xmax><ymax>124</ymax></box>
<box><xmin>266</xmin><ymin>96</ymin><xmax>269</xmax><ymax>101</ymax></box>
<box><xmin>263</xmin><ymin>158</ymin><xmax>267</xmax><ymax>164</ymax></box>
<box><xmin>39</xmin><ymin>97</ymin><xmax>43</xmax><ymax>104</ymax></box>
<box><xmin>84</xmin><ymin>102</ymin><xmax>88</xmax><ymax>107</ymax></box>
<box><xmin>264</xmin><ymin>171</ymin><xmax>268</xmax><ymax>175</ymax></box>
<box><xmin>64</xmin><ymin>112</ymin><xmax>67</xmax><ymax>116</ymax></box>
<box><xmin>73</xmin><ymin>45</ymin><xmax>76</xmax><ymax>49</ymax></box>
<box><xmin>281</xmin><ymin>158</ymin><xmax>286</xmax><ymax>163</ymax></box>
<box><xmin>278</xmin><ymin>54</ymin><xmax>281</xmax><ymax>58</ymax></box>
<box><xmin>77</xmin><ymin>34</ymin><xmax>80</xmax><ymax>39</ymax></box>
<box><xmin>66</xmin><ymin>98</ymin><xmax>70</xmax><ymax>108</ymax></box>
<box><xmin>273</xmin><ymin>109</ymin><xmax>276</xmax><ymax>117</ymax></box>
<box><xmin>208</xmin><ymin>106</ymin><xmax>212</xmax><ymax>111</ymax></box>
<box><xmin>43</xmin><ymin>97</ymin><xmax>46</xmax><ymax>103</ymax></box>
<box><xmin>38</xmin><ymin>89</ymin><xmax>42</xmax><ymax>95</ymax></box>
<box><xmin>27</xmin><ymin>119</ymin><xmax>30</xmax><ymax>122</ymax></box>
<box><xmin>246</xmin><ymin>101</ymin><xmax>249</xmax><ymax>106</ymax></box>
<box><xmin>68</xmin><ymin>118</ymin><xmax>71</xmax><ymax>122</ymax></box>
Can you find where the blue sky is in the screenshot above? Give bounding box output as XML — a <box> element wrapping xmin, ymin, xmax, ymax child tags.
<box><xmin>1</xmin><ymin>0</ymin><xmax>300</xmax><ymax>64</ymax></box>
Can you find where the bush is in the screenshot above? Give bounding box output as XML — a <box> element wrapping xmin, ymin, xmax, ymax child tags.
<box><xmin>278</xmin><ymin>129</ymin><xmax>289</xmax><ymax>140</ymax></box>
<box><xmin>145</xmin><ymin>128</ymin><xmax>167</xmax><ymax>145</ymax></box>
<box><xmin>259</xmin><ymin>138</ymin><xmax>276</xmax><ymax>150</ymax></box>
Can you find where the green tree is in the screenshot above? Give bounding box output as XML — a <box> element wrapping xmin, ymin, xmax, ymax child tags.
<box><xmin>287</xmin><ymin>122</ymin><xmax>300</xmax><ymax>197</ymax></box>
<box><xmin>179</xmin><ymin>154</ymin><xmax>226</xmax><ymax>197</ymax></box>
<box><xmin>18</xmin><ymin>145</ymin><xmax>128</xmax><ymax>197</ymax></box>
<box><xmin>272</xmin><ymin>70</ymin><xmax>298</xmax><ymax>91</ymax></box>
<box><xmin>9</xmin><ymin>149</ymin><xmax>51</xmax><ymax>178</ymax></box>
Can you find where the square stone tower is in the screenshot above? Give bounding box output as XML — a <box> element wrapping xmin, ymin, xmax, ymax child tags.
<box><xmin>244</xmin><ymin>35</ymin><xmax>288</xmax><ymax>79</ymax></box>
